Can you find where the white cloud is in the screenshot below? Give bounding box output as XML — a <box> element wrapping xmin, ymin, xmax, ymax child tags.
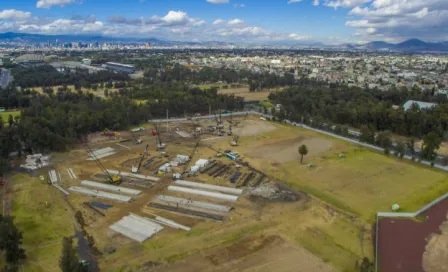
<box><xmin>345</xmin><ymin>0</ymin><xmax>448</xmax><ymax>42</ymax></box>
<box><xmin>2</xmin><ymin>9</ymin><xmax>313</xmax><ymax>43</ymax></box>
<box><xmin>413</xmin><ymin>7</ymin><xmax>429</xmax><ymax>19</ymax></box>
<box><xmin>228</xmin><ymin>18</ymin><xmax>244</xmax><ymax>25</ymax></box>
<box><xmin>212</xmin><ymin>19</ymin><xmax>225</xmax><ymax>25</ymax></box>
<box><xmin>325</xmin><ymin>0</ymin><xmax>371</xmax><ymax>9</ymax></box>
<box><xmin>191</xmin><ymin>19</ymin><xmax>207</xmax><ymax>26</ymax></box>
<box><xmin>233</xmin><ymin>4</ymin><xmax>246</xmax><ymax>8</ymax></box>
<box><xmin>288</xmin><ymin>0</ymin><xmax>303</xmax><ymax>3</ymax></box>
<box><xmin>313</xmin><ymin>0</ymin><xmax>320</xmax><ymax>6</ymax></box>
<box><xmin>36</xmin><ymin>0</ymin><xmax>77</xmax><ymax>9</ymax></box>
<box><xmin>161</xmin><ymin>10</ymin><xmax>189</xmax><ymax>26</ymax></box>
<box><xmin>289</xmin><ymin>33</ymin><xmax>312</xmax><ymax>40</ymax></box>
<box><xmin>0</xmin><ymin>9</ymin><xmax>32</xmax><ymax>21</ymax></box>
<box><xmin>206</xmin><ymin>0</ymin><xmax>229</xmax><ymax>4</ymax></box>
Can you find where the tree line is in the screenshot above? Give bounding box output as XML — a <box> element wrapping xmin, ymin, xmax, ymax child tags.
<box><xmin>270</xmin><ymin>85</ymin><xmax>448</xmax><ymax>138</ymax></box>
<box><xmin>270</xmin><ymin>85</ymin><xmax>448</xmax><ymax>162</ymax></box>
<box><xmin>10</xmin><ymin>65</ymin><xmax>129</xmax><ymax>88</ymax></box>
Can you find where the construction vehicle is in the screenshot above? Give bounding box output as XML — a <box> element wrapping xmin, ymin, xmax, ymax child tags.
<box><xmin>173</xmin><ymin>137</ymin><xmax>201</xmax><ymax>180</ymax></box>
<box><xmin>153</xmin><ymin>124</ymin><xmax>166</xmax><ymax>150</ymax></box>
<box><xmin>227</xmin><ymin>124</ymin><xmax>233</xmax><ymax>136</ymax></box>
<box><xmin>132</xmin><ymin>144</ymin><xmax>149</xmax><ymax>173</ymax></box>
<box><xmin>84</xmin><ymin>143</ymin><xmax>122</xmax><ymax>184</ymax></box>
<box><xmin>103</xmin><ymin>128</ymin><xmax>119</xmax><ymax>137</ymax></box>
<box><xmin>231</xmin><ymin>135</ymin><xmax>239</xmax><ymax>146</ymax></box>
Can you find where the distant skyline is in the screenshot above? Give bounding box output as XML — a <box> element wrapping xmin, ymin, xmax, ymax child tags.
<box><xmin>0</xmin><ymin>0</ymin><xmax>446</xmax><ymax>44</ymax></box>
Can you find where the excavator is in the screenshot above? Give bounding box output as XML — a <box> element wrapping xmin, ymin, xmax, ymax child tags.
<box><xmin>84</xmin><ymin>143</ymin><xmax>122</xmax><ymax>184</ymax></box>
<box><xmin>132</xmin><ymin>144</ymin><xmax>149</xmax><ymax>173</ymax></box>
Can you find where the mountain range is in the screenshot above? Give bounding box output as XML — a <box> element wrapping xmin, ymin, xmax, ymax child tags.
<box><xmin>1</xmin><ymin>32</ymin><xmax>447</xmax><ymax>52</ymax></box>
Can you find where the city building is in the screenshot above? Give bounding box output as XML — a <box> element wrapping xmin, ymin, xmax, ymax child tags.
<box><xmin>102</xmin><ymin>62</ymin><xmax>135</xmax><ymax>74</ymax></box>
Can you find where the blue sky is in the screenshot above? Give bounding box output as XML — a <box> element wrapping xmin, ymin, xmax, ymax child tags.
<box><xmin>0</xmin><ymin>0</ymin><xmax>447</xmax><ymax>44</ymax></box>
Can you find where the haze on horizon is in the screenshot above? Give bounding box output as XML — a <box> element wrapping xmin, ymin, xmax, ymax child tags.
<box><xmin>0</xmin><ymin>0</ymin><xmax>447</xmax><ymax>45</ymax></box>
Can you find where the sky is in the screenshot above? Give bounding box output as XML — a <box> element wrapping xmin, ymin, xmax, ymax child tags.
<box><xmin>0</xmin><ymin>0</ymin><xmax>447</xmax><ymax>44</ymax></box>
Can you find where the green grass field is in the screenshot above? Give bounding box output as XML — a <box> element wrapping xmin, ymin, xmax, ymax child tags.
<box><xmin>230</xmin><ymin>121</ymin><xmax>448</xmax><ymax>220</ymax></box>
<box><xmin>11</xmin><ymin>173</ymin><xmax>73</xmax><ymax>272</ymax></box>
<box><xmin>0</xmin><ymin>111</ymin><xmax>21</xmax><ymax>124</ymax></box>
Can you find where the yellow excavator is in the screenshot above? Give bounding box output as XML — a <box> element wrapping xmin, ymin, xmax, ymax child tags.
<box><xmin>84</xmin><ymin>142</ymin><xmax>122</xmax><ymax>184</ymax></box>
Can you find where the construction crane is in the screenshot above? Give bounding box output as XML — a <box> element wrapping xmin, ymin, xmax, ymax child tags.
<box><xmin>84</xmin><ymin>143</ymin><xmax>122</xmax><ymax>184</ymax></box>
<box><xmin>172</xmin><ymin>137</ymin><xmax>201</xmax><ymax>180</ymax></box>
<box><xmin>213</xmin><ymin>109</ymin><xmax>224</xmax><ymax>136</ymax></box>
<box><xmin>227</xmin><ymin>123</ymin><xmax>233</xmax><ymax>136</ymax></box>
<box><xmin>181</xmin><ymin>137</ymin><xmax>201</xmax><ymax>178</ymax></box>
<box><xmin>153</xmin><ymin>124</ymin><xmax>167</xmax><ymax>150</ymax></box>
<box><xmin>231</xmin><ymin>135</ymin><xmax>240</xmax><ymax>146</ymax></box>
<box><xmin>132</xmin><ymin>144</ymin><xmax>149</xmax><ymax>173</ymax></box>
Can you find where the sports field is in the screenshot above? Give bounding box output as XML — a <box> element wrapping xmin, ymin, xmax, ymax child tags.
<box><xmin>218</xmin><ymin>87</ymin><xmax>282</xmax><ymax>101</ymax></box>
<box><xmin>0</xmin><ymin>110</ymin><xmax>21</xmax><ymax>125</ymax></box>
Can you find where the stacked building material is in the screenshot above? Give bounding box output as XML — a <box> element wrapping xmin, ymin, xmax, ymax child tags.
<box><xmin>87</xmin><ymin>147</ymin><xmax>116</xmax><ymax>160</ymax></box>
<box><xmin>156</xmin><ymin>195</ymin><xmax>232</xmax><ymax>213</ymax></box>
<box><xmin>81</xmin><ymin>180</ymin><xmax>141</xmax><ymax>196</ymax></box>
<box><xmin>107</xmin><ymin>170</ymin><xmax>160</xmax><ymax>182</ymax></box>
<box><xmin>69</xmin><ymin>186</ymin><xmax>132</xmax><ymax>202</ymax></box>
<box><xmin>230</xmin><ymin>172</ymin><xmax>242</xmax><ymax>183</ymax></box>
<box><xmin>21</xmin><ymin>154</ymin><xmax>50</xmax><ymax>170</ymax></box>
<box><xmin>110</xmin><ymin>213</ymin><xmax>163</xmax><ymax>243</ymax></box>
<box><xmin>174</xmin><ymin>180</ymin><xmax>243</xmax><ymax>195</ymax></box>
<box><xmin>168</xmin><ymin>186</ymin><xmax>239</xmax><ymax>201</ymax></box>
<box><xmin>89</xmin><ymin>202</ymin><xmax>113</xmax><ymax>210</ymax></box>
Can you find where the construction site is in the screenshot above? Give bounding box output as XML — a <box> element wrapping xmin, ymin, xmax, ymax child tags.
<box><xmin>10</xmin><ymin>112</ymin><xmax>448</xmax><ymax>272</ymax></box>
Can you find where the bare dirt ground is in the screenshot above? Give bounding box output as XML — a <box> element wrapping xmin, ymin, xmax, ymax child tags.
<box><xmin>245</xmin><ymin>136</ymin><xmax>334</xmax><ymax>163</ymax></box>
<box><xmin>148</xmin><ymin>235</ymin><xmax>334</xmax><ymax>272</ymax></box>
<box><xmin>218</xmin><ymin>88</ymin><xmax>280</xmax><ymax>101</ymax></box>
<box><xmin>232</xmin><ymin>119</ymin><xmax>277</xmax><ymax>136</ymax></box>
<box><xmin>423</xmin><ymin>219</ymin><xmax>448</xmax><ymax>272</ymax></box>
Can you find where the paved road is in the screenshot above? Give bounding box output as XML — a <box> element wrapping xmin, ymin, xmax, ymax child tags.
<box><xmin>0</xmin><ymin>70</ymin><xmax>11</xmax><ymax>89</ymax></box>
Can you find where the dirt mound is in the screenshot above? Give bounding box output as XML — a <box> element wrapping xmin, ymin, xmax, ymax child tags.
<box><xmin>246</xmin><ymin>136</ymin><xmax>333</xmax><ymax>163</ymax></box>
<box><xmin>246</xmin><ymin>181</ymin><xmax>301</xmax><ymax>202</ymax></box>
<box><xmin>423</xmin><ymin>219</ymin><xmax>448</xmax><ymax>272</ymax></box>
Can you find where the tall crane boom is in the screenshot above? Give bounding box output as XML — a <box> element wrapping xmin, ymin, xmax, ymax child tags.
<box><xmin>132</xmin><ymin>144</ymin><xmax>149</xmax><ymax>173</ymax></box>
<box><xmin>84</xmin><ymin>142</ymin><xmax>122</xmax><ymax>184</ymax></box>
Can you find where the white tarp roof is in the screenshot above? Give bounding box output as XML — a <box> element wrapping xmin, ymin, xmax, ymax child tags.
<box><xmin>110</xmin><ymin>213</ymin><xmax>163</xmax><ymax>243</ymax></box>
<box><xmin>81</xmin><ymin>180</ymin><xmax>141</xmax><ymax>196</ymax></box>
<box><xmin>168</xmin><ymin>186</ymin><xmax>238</xmax><ymax>202</ymax></box>
<box><xmin>174</xmin><ymin>180</ymin><xmax>243</xmax><ymax>195</ymax></box>
<box><xmin>68</xmin><ymin>186</ymin><xmax>132</xmax><ymax>202</ymax></box>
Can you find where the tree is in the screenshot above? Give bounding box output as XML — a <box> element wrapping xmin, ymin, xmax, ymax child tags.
<box><xmin>359</xmin><ymin>257</ymin><xmax>374</xmax><ymax>272</ymax></box>
<box><xmin>0</xmin><ymin>216</ymin><xmax>26</xmax><ymax>265</ymax></box>
<box><xmin>441</xmin><ymin>155</ymin><xmax>448</xmax><ymax>166</ymax></box>
<box><xmin>395</xmin><ymin>141</ymin><xmax>405</xmax><ymax>159</ymax></box>
<box><xmin>407</xmin><ymin>138</ymin><xmax>416</xmax><ymax>159</ymax></box>
<box><xmin>59</xmin><ymin>237</ymin><xmax>83</xmax><ymax>272</ymax></box>
<box><xmin>104</xmin><ymin>89</ymin><xmax>109</xmax><ymax>97</ymax></box>
<box><xmin>421</xmin><ymin>132</ymin><xmax>441</xmax><ymax>161</ymax></box>
<box><xmin>359</xmin><ymin>125</ymin><xmax>375</xmax><ymax>144</ymax></box>
<box><xmin>8</xmin><ymin>114</ymin><xmax>14</xmax><ymax>127</ymax></box>
<box><xmin>376</xmin><ymin>132</ymin><xmax>392</xmax><ymax>149</ymax></box>
<box><xmin>298</xmin><ymin>144</ymin><xmax>308</xmax><ymax>164</ymax></box>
